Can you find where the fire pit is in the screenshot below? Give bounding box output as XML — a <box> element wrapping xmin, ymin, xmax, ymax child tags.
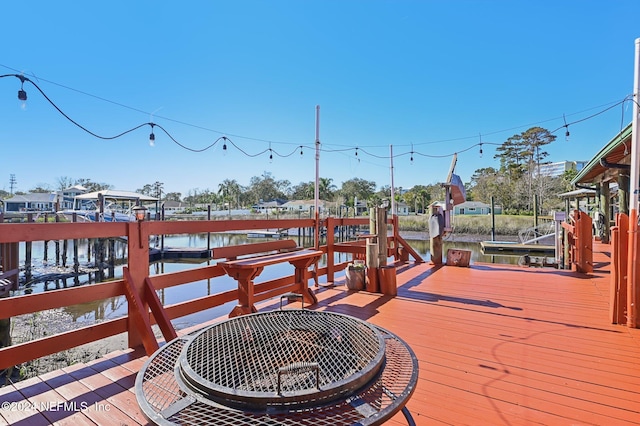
<box><xmin>135</xmin><ymin>309</ymin><xmax>418</xmax><ymax>425</ymax></box>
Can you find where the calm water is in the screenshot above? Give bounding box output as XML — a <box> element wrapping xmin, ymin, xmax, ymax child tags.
<box><xmin>12</xmin><ymin>232</ymin><xmax>525</xmax><ymax>331</ymax></box>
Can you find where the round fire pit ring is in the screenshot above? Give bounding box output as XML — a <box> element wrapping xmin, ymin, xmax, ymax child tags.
<box><xmin>136</xmin><ymin>309</ymin><xmax>418</xmax><ymax>425</ymax></box>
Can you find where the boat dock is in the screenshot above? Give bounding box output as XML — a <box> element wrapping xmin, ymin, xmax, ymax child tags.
<box><xmin>1</xmin><ymin>241</ymin><xmax>639</xmax><ymax>425</ymax></box>
<box><xmin>148</xmin><ymin>247</ymin><xmax>211</xmax><ymax>262</ymax></box>
<box><xmin>480</xmin><ymin>240</ymin><xmax>556</xmax><ymax>257</ymax></box>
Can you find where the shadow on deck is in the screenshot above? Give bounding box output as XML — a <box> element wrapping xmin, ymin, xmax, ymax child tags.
<box><xmin>2</xmin><ymin>242</ymin><xmax>639</xmax><ymax>425</ymax></box>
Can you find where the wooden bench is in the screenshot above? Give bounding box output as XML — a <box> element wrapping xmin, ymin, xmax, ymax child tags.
<box><xmin>219</xmin><ymin>248</ymin><xmax>323</xmax><ymax>317</ymax></box>
<box><xmin>211</xmin><ymin>239</ymin><xmax>299</xmax><ymax>260</ymax></box>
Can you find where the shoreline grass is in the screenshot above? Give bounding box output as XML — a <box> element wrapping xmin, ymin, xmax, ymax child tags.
<box><xmin>398</xmin><ymin>214</ymin><xmax>545</xmax><ymax>235</ymax></box>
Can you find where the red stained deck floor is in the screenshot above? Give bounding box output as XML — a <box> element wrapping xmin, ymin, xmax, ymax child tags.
<box><xmin>1</xmin><ymin>242</ymin><xmax>639</xmax><ymax>425</ymax></box>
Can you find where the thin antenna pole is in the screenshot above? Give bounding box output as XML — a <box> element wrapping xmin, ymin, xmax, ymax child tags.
<box><xmin>627</xmin><ymin>38</ymin><xmax>640</xmax><ymax>328</ymax></box>
<box><xmin>314</xmin><ymin>105</ymin><xmax>320</xmax><ymax>249</ymax></box>
<box><xmin>630</xmin><ymin>38</ymin><xmax>640</xmax><ymax>210</ymax></box>
<box><xmin>390</xmin><ymin>145</ymin><xmax>396</xmax><ymax>216</ymax></box>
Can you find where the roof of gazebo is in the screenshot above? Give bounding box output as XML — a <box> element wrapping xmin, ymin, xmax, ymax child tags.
<box><xmin>571</xmin><ymin>122</ymin><xmax>632</xmax><ymax>185</ymax></box>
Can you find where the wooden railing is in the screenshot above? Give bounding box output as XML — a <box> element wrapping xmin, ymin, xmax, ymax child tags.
<box><xmin>561</xmin><ymin>210</ymin><xmax>593</xmax><ymax>273</ymax></box>
<box><xmin>0</xmin><ymin>216</ymin><xmax>424</xmax><ymax>371</ymax></box>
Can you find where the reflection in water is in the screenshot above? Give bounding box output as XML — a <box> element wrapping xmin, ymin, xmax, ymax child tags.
<box><xmin>17</xmin><ymin>233</ymin><xmax>524</xmax><ymax>331</ymax></box>
<box><xmin>409</xmin><ymin>238</ymin><xmax>523</xmax><ymax>266</ymax></box>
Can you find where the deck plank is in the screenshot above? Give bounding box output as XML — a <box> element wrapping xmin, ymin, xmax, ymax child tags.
<box><xmin>11</xmin><ymin>376</ymin><xmax>95</xmax><ymax>425</ymax></box>
<box><xmin>62</xmin><ymin>362</ymin><xmax>147</xmax><ymax>425</ymax></box>
<box><xmin>2</xmin><ymin>241</ymin><xmax>639</xmax><ymax>425</ymax></box>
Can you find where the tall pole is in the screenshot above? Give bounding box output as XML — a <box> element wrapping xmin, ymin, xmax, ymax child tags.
<box><xmin>390</xmin><ymin>145</ymin><xmax>396</xmax><ymax>217</ymax></box>
<box><xmin>627</xmin><ymin>39</ymin><xmax>640</xmax><ymax>328</ymax></box>
<box><xmin>389</xmin><ymin>145</ymin><xmax>398</xmax><ymax>246</ymax></box>
<box><xmin>314</xmin><ymin>105</ymin><xmax>320</xmax><ymax>249</ymax></box>
<box><xmin>631</xmin><ymin>38</ymin><xmax>640</xmax><ymax>210</ymax></box>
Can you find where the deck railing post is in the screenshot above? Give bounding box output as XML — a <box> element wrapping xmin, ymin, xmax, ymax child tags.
<box><xmin>325</xmin><ymin>216</ymin><xmax>335</xmax><ymax>283</ymax></box>
<box><xmin>127</xmin><ymin>221</ymin><xmax>151</xmax><ymax>349</ymax></box>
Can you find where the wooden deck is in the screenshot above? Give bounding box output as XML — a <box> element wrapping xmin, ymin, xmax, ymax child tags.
<box><xmin>1</xmin><ymin>242</ymin><xmax>639</xmax><ymax>425</ymax></box>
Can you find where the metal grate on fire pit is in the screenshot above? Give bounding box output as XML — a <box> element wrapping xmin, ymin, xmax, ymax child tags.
<box><xmin>136</xmin><ymin>309</ymin><xmax>418</xmax><ymax>426</ymax></box>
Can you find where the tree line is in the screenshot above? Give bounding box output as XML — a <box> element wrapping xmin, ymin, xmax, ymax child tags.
<box><xmin>469</xmin><ymin>126</ymin><xmax>575</xmax><ymax>214</ymax></box>
<box><xmin>3</xmin><ymin>127</ymin><xmax>575</xmax><ymax>215</ymax></box>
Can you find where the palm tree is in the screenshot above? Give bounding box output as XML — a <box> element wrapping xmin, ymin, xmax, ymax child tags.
<box><xmin>318</xmin><ymin>177</ymin><xmax>337</xmax><ymax>201</ymax></box>
<box><xmin>218</xmin><ymin>179</ymin><xmax>241</xmax><ymax>209</ymax></box>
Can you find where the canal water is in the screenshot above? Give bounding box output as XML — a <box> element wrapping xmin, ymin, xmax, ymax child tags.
<box><xmin>9</xmin><ymin>233</ymin><xmax>525</xmax><ymax>338</ymax></box>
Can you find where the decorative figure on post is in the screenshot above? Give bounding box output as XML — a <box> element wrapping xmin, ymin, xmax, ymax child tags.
<box><xmin>429</xmin><ymin>203</ymin><xmax>445</xmax><ymax>265</ymax></box>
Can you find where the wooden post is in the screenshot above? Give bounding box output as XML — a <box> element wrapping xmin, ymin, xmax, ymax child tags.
<box><xmin>377</xmin><ymin>207</ymin><xmax>387</xmax><ymax>267</ymax></box>
<box><xmin>25</xmin><ymin>213</ymin><xmax>32</xmax><ymax>285</ymax></box>
<box><xmin>575</xmin><ymin>210</ymin><xmax>593</xmax><ymax>273</ymax></box>
<box><xmin>611</xmin><ymin>213</ymin><xmax>628</xmax><ymax>324</ymax></box>
<box><xmin>0</xmin><ymin>288</ymin><xmax>11</xmax><ymax>380</ymax></box>
<box><xmin>491</xmin><ymin>196</ymin><xmax>496</xmax><ymax>241</ymax></box>
<box><xmin>366</xmin><ymin>242</ymin><xmax>379</xmax><ymax>293</ymax></box>
<box><xmin>0</xmin><ymin>244</ymin><xmax>19</xmax><ymax>290</ymax></box>
<box><xmin>126</xmin><ymin>221</ymin><xmax>151</xmax><ymax>349</ymax></box>
<box><xmin>379</xmin><ymin>265</ymin><xmax>397</xmax><ymax>296</ymax></box>
<box><xmin>325</xmin><ymin>216</ymin><xmax>335</xmax><ymax>284</ymax></box>
<box><xmin>600</xmin><ymin>182</ymin><xmax>610</xmax><ymax>244</ymax></box>
<box><xmin>369</xmin><ymin>208</ymin><xmax>376</xmax><ymax>239</ymax></box>
<box><xmin>628</xmin><ymin>209</ymin><xmax>639</xmax><ymax>328</ymax></box>
<box><xmin>564</xmin><ymin>199</ymin><xmax>571</xmax><ymax>270</ymax></box>
<box><xmin>73</xmin><ymin>213</ymin><xmax>80</xmax><ymax>286</ymax></box>
<box><xmin>618</xmin><ymin>173</ymin><xmax>629</xmax><ymax>216</ymax></box>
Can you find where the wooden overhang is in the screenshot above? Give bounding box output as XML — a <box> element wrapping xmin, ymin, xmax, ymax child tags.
<box><xmin>571</xmin><ymin>122</ymin><xmax>632</xmax><ymax>185</ymax></box>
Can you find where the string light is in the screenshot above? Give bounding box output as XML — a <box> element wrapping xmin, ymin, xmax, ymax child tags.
<box><xmin>563</xmin><ymin>114</ymin><xmax>570</xmax><ymax>141</ymax></box>
<box><xmin>17</xmin><ymin>76</ymin><xmax>27</xmax><ymax>110</ymax></box>
<box><xmin>149</xmin><ymin>123</ymin><xmax>156</xmax><ymax>147</ymax></box>
<box><xmin>478</xmin><ymin>134</ymin><xmax>483</xmax><ymax>158</ymax></box>
<box><xmin>0</xmin><ymin>71</ymin><xmax>633</xmax><ymax>166</ymax></box>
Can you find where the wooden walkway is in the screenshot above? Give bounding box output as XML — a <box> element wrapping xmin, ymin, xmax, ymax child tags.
<box><xmin>1</xmin><ymin>242</ymin><xmax>639</xmax><ymax>425</ymax></box>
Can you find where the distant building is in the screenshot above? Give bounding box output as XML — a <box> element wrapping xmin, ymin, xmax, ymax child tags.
<box><xmin>394</xmin><ymin>201</ymin><xmax>410</xmax><ymax>216</ymax></box>
<box><xmin>453</xmin><ymin>201</ymin><xmax>502</xmax><ymax>215</ymax></box>
<box><xmin>281</xmin><ymin>200</ymin><xmax>326</xmax><ymax>214</ymax></box>
<box><xmin>536</xmin><ymin>161</ymin><xmax>586</xmax><ymax>178</ymax></box>
<box><xmin>4</xmin><ymin>193</ymin><xmax>59</xmax><ymax>213</ymax></box>
<box><xmin>252</xmin><ymin>199</ymin><xmax>287</xmax><ymax>213</ymax></box>
<box><xmin>57</xmin><ymin>185</ymin><xmax>88</xmax><ymax>210</ymax></box>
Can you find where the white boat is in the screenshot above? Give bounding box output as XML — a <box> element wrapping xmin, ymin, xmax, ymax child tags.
<box><xmin>58</xmin><ymin>190</ymin><xmax>157</xmax><ymax>223</ymax></box>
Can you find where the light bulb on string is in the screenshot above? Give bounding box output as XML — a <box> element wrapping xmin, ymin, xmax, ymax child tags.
<box><xmin>17</xmin><ymin>78</ymin><xmax>27</xmax><ymax>110</ymax></box>
<box><xmin>148</xmin><ymin>108</ymin><xmax>162</xmax><ymax>147</ymax></box>
<box><xmin>222</xmin><ymin>136</ymin><xmax>227</xmax><ymax>156</ymax></box>
<box><xmin>355</xmin><ymin>147</ymin><xmax>360</xmax><ymax>163</ymax></box>
<box><xmin>479</xmin><ymin>143</ymin><xmax>483</xmax><ymax>158</ymax></box>
<box><xmin>18</xmin><ymin>89</ymin><xmax>27</xmax><ymax>110</ymax></box>
<box><xmin>149</xmin><ymin>124</ymin><xmax>156</xmax><ymax>147</ymax></box>
<box><xmin>299</xmin><ymin>145</ymin><xmax>303</xmax><ymax>157</ymax></box>
<box><xmin>410</xmin><ymin>143</ymin><xmax>414</xmax><ymax>164</ymax></box>
<box><xmin>563</xmin><ymin>114</ymin><xmax>570</xmax><ymax>142</ymax></box>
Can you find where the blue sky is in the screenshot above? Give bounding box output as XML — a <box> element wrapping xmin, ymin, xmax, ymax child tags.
<box><xmin>1</xmin><ymin>1</ymin><xmax>639</xmax><ymax>197</ymax></box>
